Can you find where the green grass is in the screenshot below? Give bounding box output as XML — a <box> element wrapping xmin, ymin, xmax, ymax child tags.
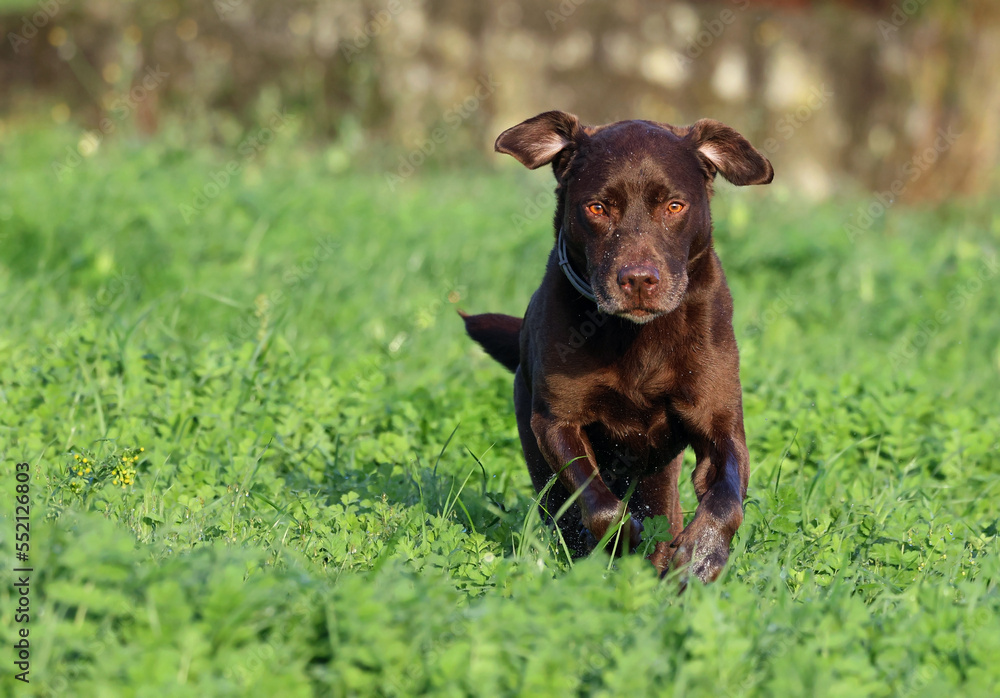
<box><xmin>1</xmin><ymin>124</ymin><xmax>999</xmax><ymax>697</ymax></box>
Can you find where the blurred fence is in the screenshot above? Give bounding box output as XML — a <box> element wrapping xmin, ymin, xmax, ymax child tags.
<box><xmin>1</xmin><ymin>0</ymin><xmax>997</xmax><ymax>198</ymax></box>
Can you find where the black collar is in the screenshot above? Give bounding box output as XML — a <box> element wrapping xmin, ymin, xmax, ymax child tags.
<box><xmin>556</xmin><ymin>227</ymin><xmax>597</xmax><ymax>303</ymax></box>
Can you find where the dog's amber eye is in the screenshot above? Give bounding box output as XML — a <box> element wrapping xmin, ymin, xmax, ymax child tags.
<box><xmin>586</xmin><ymin>202</ymin><xmax>606</xmax><ymax>217</ymax></box>
<box><xmin>667</xmin><ymin>201</ymin><xmax>686</xmax><ymax>214</ymax></box>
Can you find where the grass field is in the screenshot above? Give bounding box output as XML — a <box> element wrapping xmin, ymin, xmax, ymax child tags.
<box><xmin>1</xmin><ymin>124</ymin><xmax>999</xmax><ymax>697</ymax></box>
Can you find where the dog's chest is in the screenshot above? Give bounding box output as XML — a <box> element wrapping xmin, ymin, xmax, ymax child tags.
<box><xmin>585</xmin><ymin>400</ymin><xmax>686</xmax><ymax>479</ymax></box>
<box><xmin>583</xmin><ymin>372</ymin><xmax>683</xmax><ymax>443</ymax></box>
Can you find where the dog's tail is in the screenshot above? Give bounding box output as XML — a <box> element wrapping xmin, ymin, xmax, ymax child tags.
<box><xmin>458</xmin><ymin>310</ymin><xmax>522</xmax><ymax>372</ymax></box>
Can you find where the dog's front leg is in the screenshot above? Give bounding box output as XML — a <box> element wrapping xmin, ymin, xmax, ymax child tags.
<box><xmin>530</xmin><ymin>413</ymin><xmax>644</xmax><ymax>552</ymax></box>
<box><xmin>667</xmin><ymin>430</ymin><xmax>748</xmax><ymax>583</ymax></box>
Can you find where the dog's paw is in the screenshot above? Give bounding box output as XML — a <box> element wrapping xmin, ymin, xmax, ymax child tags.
<box><xmin>624</xmin><ymin>516</ymin><xmax>644</xmax><ymax>552</ymax></box>
<box><xmin>584</xmin><ymin>507</ymin><xmax>643</xmax><ymax>554</ymax></box>
<box><xmin>662</xmin><ymin>523</ymin><xmax>731</xmax><ymax>584</ymax></box>
<box><xmin>647</xmin><ymin>540</ymin><xmax>673</xmax><ymax>574</ymax></box>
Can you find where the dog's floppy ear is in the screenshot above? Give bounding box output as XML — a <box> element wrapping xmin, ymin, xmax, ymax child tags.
<box><xmin>686</xmin><ymin>119</ymin><xmax>774</xmax><ymax>186</ymax></box>
<box><xmin>495</xmin><ymin>111</ymin><xmax>584</xmax><ymax>174</ymax></box>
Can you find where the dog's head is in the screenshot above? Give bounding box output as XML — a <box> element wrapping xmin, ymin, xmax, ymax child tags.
<box><xmin>496</xmin><ymin>111</ymin><xmax>772</xmax><ymax>323</ymax></box>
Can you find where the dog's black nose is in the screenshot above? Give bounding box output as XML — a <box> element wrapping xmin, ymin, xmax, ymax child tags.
<box><xmin>617</xmin><ymin>264</ymin><xmax>660</xmax><ymax>296</ymax></box>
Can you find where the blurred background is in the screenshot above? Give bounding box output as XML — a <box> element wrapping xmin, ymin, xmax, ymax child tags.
<box><xmin>2</xmin><ymin>0</ymin><xmax>998</xmax><ymax>201</ymax></box>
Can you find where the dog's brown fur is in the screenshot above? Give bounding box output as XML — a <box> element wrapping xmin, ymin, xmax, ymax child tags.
<box><xmin>462</xmin><ymin>111</ymin><xmax>772</xmax><ymax>582</ymax></box>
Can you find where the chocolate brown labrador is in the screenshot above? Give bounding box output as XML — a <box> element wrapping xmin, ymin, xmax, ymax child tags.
<box><xmin>461</xmin><ymin>111</ymin><xmax>772</xmax><ymax>582</ymax></box>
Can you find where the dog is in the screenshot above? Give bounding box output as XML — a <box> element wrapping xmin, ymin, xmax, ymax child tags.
<box><xmin>461</xmin><ymin>111</ymin><xmax>772</xmax><ymax>582</ymax></box>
